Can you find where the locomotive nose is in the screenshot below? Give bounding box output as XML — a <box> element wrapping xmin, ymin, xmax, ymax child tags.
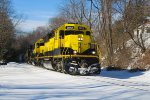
<box><xmin>78</xmin><ymin>34</ymin><xmax>83</xmax><ymax>41</ymax></box>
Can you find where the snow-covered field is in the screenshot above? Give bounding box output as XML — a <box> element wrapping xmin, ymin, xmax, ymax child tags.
<box><xmin>0</xmin><ymin>62</ymin><xmax>150</xmax><ymax>100</ymax></box>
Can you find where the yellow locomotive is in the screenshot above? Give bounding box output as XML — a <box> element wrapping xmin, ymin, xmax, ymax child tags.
<box><xmin>27</xmin><ymin>23</ymin><xmax>101</xmax><ymax>75</ymax></box>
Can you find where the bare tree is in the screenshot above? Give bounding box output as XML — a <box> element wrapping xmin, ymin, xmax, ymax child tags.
<box><xmin>60</xmin><ymin>0</ymin><xmax>98</xmax><ymax>29</ymax></box>
<box><xmin>60</xmin><ymin>0</ymin><xmax>83</xmax><ymax>23</ymax></box>
<box><xmin>0</xmin><ymin>0</ymin><xmax>15</xmax><ymax>60</ymax></box>
<box><xmin>49</xmin><ymin>16</ymin><xmax>68</xmax><ymax>29</ymax></box>
<box><xmin>91</xmin><ymin>0</ymin><xmax>114</xmax><ymax>66</ymax></box>
<box><xmin>114</xmin><ymin>0</ymin><xmax>149</xmax><ymax>53</ymax></box>
<box><xmin>0</xmin><ymin>0</ymin><xmax>25</xmax><ymax>61</ymax></box>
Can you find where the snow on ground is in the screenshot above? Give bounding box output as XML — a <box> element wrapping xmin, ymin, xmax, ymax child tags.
<box><xmin>0</xmin><ymin>62</ymin><xmax>150</xmax><ymax>100</ymax></box>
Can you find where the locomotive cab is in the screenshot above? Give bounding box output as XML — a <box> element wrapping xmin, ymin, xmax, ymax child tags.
<box><xmin>57</xmin><ymin>23</ymin><xmax>97</xmax><ymax>55</ymax></box>
<box><xmin>33</xmin><ymin>39</ymin><xmax>44</xmax><ymax>56</ymax></box>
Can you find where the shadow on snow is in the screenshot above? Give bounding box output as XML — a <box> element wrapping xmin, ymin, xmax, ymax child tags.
<box><xmin>98</xmin><ymin>70</ymin><xmax>145</xmax><ymax>79</ymax></box>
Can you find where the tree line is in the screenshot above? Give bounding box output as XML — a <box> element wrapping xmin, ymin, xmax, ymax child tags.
<box><xmin>0</xmin><ymin>0</ymin><xmax>149</xmax><ymax>69</ymax></box>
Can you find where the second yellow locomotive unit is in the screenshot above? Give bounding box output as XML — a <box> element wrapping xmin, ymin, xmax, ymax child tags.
<box><xmin>27</xmin><ymin>23</ymin><xmax>101</xmax><ymax>75</ymax></box>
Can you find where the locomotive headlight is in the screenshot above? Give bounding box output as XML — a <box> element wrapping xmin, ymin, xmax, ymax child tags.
<box><xmin>92</xmin><ymin>51</ymin><xmax>96</xmax><ymax>54</ymax></box>
<box><xmin>78</xmin><ymin>37</ymin><xmax>83</xmax><ymax>41</ymax></box>
<box><xmin>73</xmin><ymin>50</ymin><xmax>77</xmax><ymax>54</ymax></box>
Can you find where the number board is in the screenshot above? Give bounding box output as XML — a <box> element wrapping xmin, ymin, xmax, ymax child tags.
<box><xmin>78</xmin><ymin>26</ymin><xmax>86</xmax><ymax>30</ymax></box>
<box><xmin>66</xmin><ymin>26</ymin><xmax>74</xmax><ymax>30</ymax></box>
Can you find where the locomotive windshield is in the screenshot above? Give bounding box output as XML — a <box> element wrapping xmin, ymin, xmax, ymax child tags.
<box><xmin>65</xmin><ymin>30</ymin><xmax>84</xmax><ymax>35</ymax></box>
<box><xmin>37</xmin><ymin>43</ymin><xmax>44</xmax><ymax>48</ymax></box>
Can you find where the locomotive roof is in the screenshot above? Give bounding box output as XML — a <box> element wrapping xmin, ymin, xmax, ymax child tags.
<box><xmin>56</xmin><ymin>23</ymin><xmax>91</xmax><ymax>32</ymax></box>
<box><xmin>34</xmin><ymin>23</ymin><xmax>92</xmax><ymax>44</ymax></box>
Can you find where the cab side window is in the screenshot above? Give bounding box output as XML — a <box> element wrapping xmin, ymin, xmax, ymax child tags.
<box><xmin>86</xmin><ymin>31</ymin><xmax>91</xmax><ymax>35</ymax></box>
<box><xmin>36</xmin><ymin>43</ymin><xmax>40</xmax><ymax>48</ymax></box>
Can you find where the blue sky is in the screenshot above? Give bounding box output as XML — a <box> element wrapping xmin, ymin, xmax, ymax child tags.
<box><xmin>12</xmin><ymin>0</ymin><xmax>65</xmax><ymax>32</ymax></box>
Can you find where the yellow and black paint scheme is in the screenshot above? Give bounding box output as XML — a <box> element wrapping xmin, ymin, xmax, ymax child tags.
<box><xmin>27</xmin><ymin>23</ymin><xmax>101</xmax><ymax>75</ymax></box>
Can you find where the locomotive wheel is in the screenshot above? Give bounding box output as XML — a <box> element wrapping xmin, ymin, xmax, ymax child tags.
<box><xmin>54</xmin><ymin>65</ymin><xmax>58</xmax><ymax>71</ymax></box>
<box><xmin>51</xmin><ymin>61</ymin><xmax>57</xmax><ymax>71</ymax></box>
<box><xmin>89</xmin><ymin>66</ymin><xmax>101</xmax><ymax>74</ymax></box>
<box><xmin>68</xmin><ymin>65</ymin><xmax>78</xmax><ymax>75</ymax></box>
<box><xmin>51</xmin><ymin>59</ymin><xmax>64</xmax><ymax>72</ymax></box>
<box><xmin>31</xmin><ymin>60</ymin><xmax>36</xmax><ymax>66</ymax></box>
<box><xmin>39</xmin><ymin>60</ymin><xmax>44</xmax><ymax>67</ymax></box>
<box><xmin>56</xmin><ymin>62</ymin><xmax>62</xmax><ymax>72</ymax></box>
<box><xmin>95</xmin><ymin>67</ymin><xmax>101</xmax><ymax>74</ymax></box>
<box><xmin>60</xmin><ymin>61</ymin><xmax>65</xmax><ymax>73</ymax></box>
